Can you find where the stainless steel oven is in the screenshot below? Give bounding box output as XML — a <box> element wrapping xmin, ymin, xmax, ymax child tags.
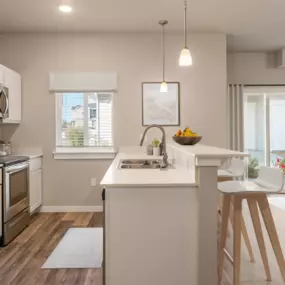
<box><xmin>2</xmin><ymin>159</ymin><xmax>30</xmax><ymax>245</ymax></box>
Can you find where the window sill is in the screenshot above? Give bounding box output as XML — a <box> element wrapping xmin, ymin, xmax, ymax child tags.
<box><xmin>53</xmin><ymin>147</ymin><xmax>116</xmax><ymax>160</ymax></box>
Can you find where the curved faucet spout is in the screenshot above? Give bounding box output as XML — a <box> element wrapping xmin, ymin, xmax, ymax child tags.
<box><xmin>140</xmin><ymin>124</ymin><xmax>168</xmax><ymax>167</ymax></box>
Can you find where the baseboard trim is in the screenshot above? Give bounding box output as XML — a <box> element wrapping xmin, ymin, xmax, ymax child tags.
<box><xmin>40</xmin><ymin>206</ymin><xmax>103</xmax><ymax>213</ymax></box>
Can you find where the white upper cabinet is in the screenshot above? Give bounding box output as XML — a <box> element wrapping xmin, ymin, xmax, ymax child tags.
<box><xmin>0</xmin><ymin>64</ymin><xmax>22</xmax><ymax>123</ymax></box>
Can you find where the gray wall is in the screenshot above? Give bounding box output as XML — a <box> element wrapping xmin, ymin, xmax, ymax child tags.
<box><xmin>0</xmin><ymin>33</ymin><xmax>227</xmax><ymax>207</ymax></box>
<box><xmin>228</xmin><ymin>52</ymin><xmax>285</xmax><ymax>84</ymax></box>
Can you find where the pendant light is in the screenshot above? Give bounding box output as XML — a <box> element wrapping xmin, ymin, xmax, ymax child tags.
<box><xmin>58</xmin><ymin>0</ymin><xmax>73</xmax><ymax>13</ymax></box>
<box><xmin>179</xmin><ymin>1</ymin><xmax>193</xmax><ymax>66</ymax></box>
<box><xmin>159</xmin><ymin>20</ymin><xmax>168</xmax><ymax>93</ymax></box>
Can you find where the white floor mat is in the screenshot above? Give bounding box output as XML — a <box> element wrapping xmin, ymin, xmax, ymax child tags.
<box><xmin>42</xmin><ymin>228</ymin><xmax>103</xmax><ymax>269</ymax></box>
<box><xmin>269</xmin><ymin>196</ymin><xmax>285</xmax><ymax>211</ymax></box>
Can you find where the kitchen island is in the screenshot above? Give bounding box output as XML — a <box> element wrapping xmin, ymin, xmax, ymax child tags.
<box><xmin>101</xmin><ymin>143</ymin><xmax>248</xmax><ymax>285</ymax></box>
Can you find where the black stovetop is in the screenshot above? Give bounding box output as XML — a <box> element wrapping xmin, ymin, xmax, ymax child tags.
<box><xmin>0</xmin><ymin>156</ymin><xmax>29</xmax><ymax>166</ymax></box>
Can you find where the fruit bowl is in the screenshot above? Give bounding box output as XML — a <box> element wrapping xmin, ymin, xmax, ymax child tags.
<box><xmin>172</xmin><ymin>136</ymin><xmax>202</xmax><ymax>145</ymax></box>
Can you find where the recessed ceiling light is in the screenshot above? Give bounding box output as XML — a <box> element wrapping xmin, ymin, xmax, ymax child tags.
<box><xmin>58</xmin><ymin>5</ymin><xmax>73</xmax><ymax>13</ymax></box>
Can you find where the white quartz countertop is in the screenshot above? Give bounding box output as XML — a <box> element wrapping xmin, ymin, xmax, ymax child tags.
<box><xmin>100</xmin><ymin>152</ymin><xmax>197</xmax><ymax>187</ymax></box>
<box><xmin>100</xmin><ymin>144</ymin><xmax>248</xmax><ymax>188</ymax></box>
<box><xmin>170</xmin><ymin>143</ymin><xmax>249</xmax><ymax>158</ymax></box>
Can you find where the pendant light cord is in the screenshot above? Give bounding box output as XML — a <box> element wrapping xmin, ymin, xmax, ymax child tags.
<box><xmin>162</xmin><ymin>24</ymin><xmax>165</xmax><ymax>81</ymax></box>
<box><xmin>159</xmin><ymin>20</ymin><xmax>168</xmax><ymax>82</ymax></box>
<box><xmin>184</xmin><ymin>0</ymin><xmax>187</xmax><ymax>48</ymax></box>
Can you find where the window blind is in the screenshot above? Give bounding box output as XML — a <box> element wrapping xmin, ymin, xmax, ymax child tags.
<box><xmin>56</xmin><ymin>92</ymin><xmax>113</xmax><ymax>148</ymax></box>
<box><xmin>49</xmin><ymin>72</ymin><xmax>117</xmax><ymax>92</ymax></box>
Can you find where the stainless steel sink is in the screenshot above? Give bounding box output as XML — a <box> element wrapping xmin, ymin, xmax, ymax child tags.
<box><xmin>121</xmin><ymin>159</ymin><xmax>160</xmax><ymax>165</ymax></box>
<box><xmin>120</xmin><ymin>164</ymin><xmax>161</xmax><ymax>169</ymax></box>
<box><xmin>118</xmin><ymin>159</ymin><xmax>163</xmax><ymax>169</ymax></box>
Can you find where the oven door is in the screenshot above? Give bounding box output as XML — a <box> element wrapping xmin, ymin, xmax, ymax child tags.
<box><xmin>3</xmin><ymin>162</ymin><xmax>29</xmax><ymax>222</ymax></box>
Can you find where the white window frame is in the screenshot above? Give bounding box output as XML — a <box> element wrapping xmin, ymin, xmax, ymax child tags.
<box><xmin>53</xmin><ymin>93</ymin><xmax>116</xmax><ymax>160</ymax></box>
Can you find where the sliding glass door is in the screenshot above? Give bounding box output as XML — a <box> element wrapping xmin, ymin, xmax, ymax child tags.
<box><xmin>244</xmin><ymin>86</ymin><xmax>285</xmax><ymax>176</ymax></box>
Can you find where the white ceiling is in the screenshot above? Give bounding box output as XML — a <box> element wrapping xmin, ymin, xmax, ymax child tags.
<box><xmin>0</xmin><ymin>0</ymin><xmax>285</xmax><ymax>52</ymax></box>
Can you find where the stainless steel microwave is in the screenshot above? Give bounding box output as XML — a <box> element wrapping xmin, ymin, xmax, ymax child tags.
<box><xmin>0</xmin><ymin>86</ymin><xmax>9</xmax><ymax>119</ymax></box>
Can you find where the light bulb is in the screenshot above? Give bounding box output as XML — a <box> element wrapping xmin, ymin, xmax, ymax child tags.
<box><xmin>160</xmin><ymin>81</ymin><xmax>168</xmax><ymax>92</ymax></box>
<box><xmin>179</xmin><ymin>48</ymin><xmax>193</xmax><ymax>66</ymax></box>
<box><xmin>58</xmin><ymin>5</ymin><xmax>73</xmax><ymax>13</ymax></box>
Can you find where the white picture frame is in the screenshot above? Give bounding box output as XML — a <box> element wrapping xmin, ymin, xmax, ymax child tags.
<box><xmin>142</xmin><ymin>82</ymin><xmax>180</xmax><ymax>126</ymax></box>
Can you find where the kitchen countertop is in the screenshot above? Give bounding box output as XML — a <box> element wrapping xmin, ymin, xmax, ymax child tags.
<box><xmin>0</xmin><ymin>155</ymin><xmax>29</xmax><ymax>166</ymax></box>
<box><xmin>101</xmin><ymin>152</ymin><xmax>197</xmax><ymax>187</ymax></box>
<box><xmin>100</xmin><ymin>144</ymin><xmax>248</xmax><ymax>188</ymax></box>
<box><xmin>169</xmin><ymin>142</ymin><xmax>249</xmax><ymax>158</ymax></box>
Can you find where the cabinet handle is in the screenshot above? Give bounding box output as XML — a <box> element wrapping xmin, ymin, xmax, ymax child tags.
<box><xmin>101</xmin><ymin>188</ymin><xmax>105</xmax><ymax>201</ymax></box>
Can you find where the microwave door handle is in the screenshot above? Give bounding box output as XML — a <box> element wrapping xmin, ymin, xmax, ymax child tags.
<box><xmin>3</xmin><ymin>89</ymin><xmax>8</xmax><ymax>117</ymax></box>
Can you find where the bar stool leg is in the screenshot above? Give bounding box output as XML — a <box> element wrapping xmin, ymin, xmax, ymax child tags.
<box><xmin>258</xmin><ymin>194</ymin><xmax>285</xmax><ymax>282</ymax></box>
<box><xmin>241</xmin><ymin>214</ymin><xmax>255</xmax><ymax>262</ymax></box>
<box><xmin>233</xmin><ymin>196</ymin><xmax>242</xmax><ymax>285</ymax></box>
<box><xmin>218</xmin><ymin>194</ymin><xmax>231</xmax><ymax>281</ymax></box>
<box><xmin>247</xmin><ymin>198</ymin><xmax>271</xmax><ymax>281</ymax></box>
<box><xmin>229</xmin><ymin>198</ymin><xmax>255</xmax><ymax>263</ymax></box>
<box><xmin>217</xmin><ymin>192</ymin><xmax>223</xmax><ymax>228</ymax></box>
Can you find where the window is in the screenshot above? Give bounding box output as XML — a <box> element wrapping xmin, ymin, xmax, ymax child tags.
<box><xmin>244</xmin><ymin>86</ymin><xmax>285</xmax><ymax>174</ymax></box>
<box><xmin>55</xmin><ymin>92</ymin><xmax>114</xmax><ymax>158</ymax></box>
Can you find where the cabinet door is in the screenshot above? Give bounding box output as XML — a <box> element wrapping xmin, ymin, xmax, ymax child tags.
<box><xmin>29</xmin><ymin>169</ymin><xmax>43</xmax><ymax>213</ymax></box>
<box><xmin>0</xmin><ymin>186</ymin><xmax>2</xmax><ymax>238</ymax></box>
<box><xmin>3</xmin><ymin>66</ymin><xmax>21</xmax><ymax>123</ymax></box>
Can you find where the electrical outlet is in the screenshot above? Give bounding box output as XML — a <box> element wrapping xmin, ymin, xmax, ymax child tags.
<box><xmin>91</xmin><ymin>178</ymin><xmax>97</xmax><ymax>187</ymax></box>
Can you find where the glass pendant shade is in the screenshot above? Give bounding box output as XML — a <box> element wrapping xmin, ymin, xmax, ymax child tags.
<box><xmin>179</xmin><ymin>1</ymin><xmax>193</xmax><ymax>67</ymax></box>
<box><xmin>160</xmin><ymin>81</ymin><xmax>168</xmax><ymax>92</ymax></box>
<box><xmin>179</xmin><ymin>47</ymin><xmax>193</xmax><ymax>66</ymax></box>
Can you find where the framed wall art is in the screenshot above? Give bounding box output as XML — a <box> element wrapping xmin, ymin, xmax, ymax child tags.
<box><xmin>142</xmin><ymin>82</ymin><xmax>180</xmax><ymax>126</ymax></box>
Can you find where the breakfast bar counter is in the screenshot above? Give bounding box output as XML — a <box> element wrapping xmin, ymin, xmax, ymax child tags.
<box><xmin>101</xmin><ymin>143</ymin><xmax>248</xmax><ymax>285</ymax></box>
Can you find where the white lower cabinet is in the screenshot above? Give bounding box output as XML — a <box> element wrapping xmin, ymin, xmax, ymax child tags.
<box><xmin>0</xmin><ymin>168</ymin><xmax>2</xmax><ymax>238</ymax></box>
<box><xmin>0</xmin><ymin>185</ymin><xmax>2</xmax><ymax>238</ymax></box>
<box><xmin>29</xmin><ymin>158</ymin><xmax>43</xmax><ymax>214</ymax></box>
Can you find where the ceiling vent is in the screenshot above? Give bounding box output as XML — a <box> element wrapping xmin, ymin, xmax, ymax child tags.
<box><xmin>275</xmin><ymin>49</ymin><xmax>285</xmax><ymax>68</ymax></box>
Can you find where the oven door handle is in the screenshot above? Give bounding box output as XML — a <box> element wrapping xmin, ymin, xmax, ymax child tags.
<box><xmin>6</xmin><ymin>162</ymin><xmax>29</xmax><ymax>174</ymax></box>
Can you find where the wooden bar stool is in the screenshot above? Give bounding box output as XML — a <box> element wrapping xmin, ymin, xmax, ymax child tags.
<box><xmin>218</xmin><ymin>166</ymin><xmax>285</xmax><ymax>285</ymax></box>
<box><xmin>218</xmin><ymin>158</ymin><xmax>255</xmax><ymax>263</ymax></box>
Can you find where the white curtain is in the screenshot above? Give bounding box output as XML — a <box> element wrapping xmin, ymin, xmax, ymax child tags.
<box><xmin>228</xmin><ymin>84</ymin><xmax>244</xmax><ymax>151</ymax></box>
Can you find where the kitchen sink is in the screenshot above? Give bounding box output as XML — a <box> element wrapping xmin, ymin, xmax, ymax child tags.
<box><xmin>121</xmin><ymin>159</ymin><xmax>160</xmax><ymax>165</ymax></box>
<box><xmin>120</xmin><ymin>164</ymin><xmax>161</xmax><ymax>169</ymax></box>
<box><xmin>118</xmin><ymin>159</ymin><xmax>163</xmax><ymax>169</ymax></box>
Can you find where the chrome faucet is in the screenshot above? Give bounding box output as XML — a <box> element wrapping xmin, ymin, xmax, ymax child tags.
<box><xmin>140</xmin><ymin>124</ymin><xmax>168</xmax><ymax>168</ymax></box>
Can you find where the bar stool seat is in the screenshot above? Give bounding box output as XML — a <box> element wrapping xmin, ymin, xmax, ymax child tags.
<box><xmin>219</xmin><ymin>180</ymin><xmax>281</xmax><ymax>193</ymax></box>
<box><xmin>218</xmin><ymin>166</ymin><xmax>285</xmax><ymax>285</ymax></box>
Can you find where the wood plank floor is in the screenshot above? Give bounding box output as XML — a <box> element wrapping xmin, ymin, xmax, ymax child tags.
<box><xmin>0</xmin><ymin>212</ymin><xmax>103</xmax><ymax>285</ymax></box>
<box><xmin>221</xmin><ymin>202</ymin><xmax>285</xmax><ymax>285</ymax></box>
<box><xmin>0</xmin><ymin>206</ymin><xmax>284</xmax><ymax>285</ymax></box>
